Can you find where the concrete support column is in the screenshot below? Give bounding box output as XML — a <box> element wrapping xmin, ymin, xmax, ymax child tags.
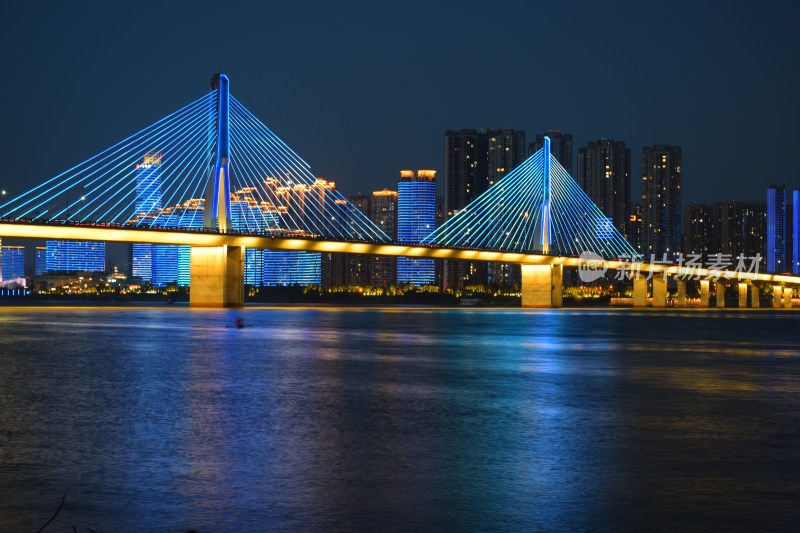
<box><xmin>652</xmin><ymin>276</ymin><xmax>667</xmax><ymax>308</ymax></box>
<box><xmin>750</xmin><ymin>284</ymin><xmax>760</xmax><ymax>308</ymax></box>
<box><xmin>738</xmin><ymin>282</ymin><xmax>748</xmax><ymax>308</ymax></box>
<box><xmin>675</xmin><ymin>279</ymin><xmax>687</xmax><ymax>307</ymax></box>
<box><xmin>633</xmin><ymin>276</ymin><xmax>648</xmax><ymax>308</ymax></box>
<box><xmin>551</xmin><ymin>264</ymin><xmax>563</xmax><ymax>308</ymax></box>
<box><xmin>521</xmin><ymin>264</ymin><xmax>562</xmax><ymax>308</ymax></box>
<box><xmin>784</xmin><ymin>287</ymin><xmax>793</xmax><ymax>308</ymax></box>
<box><xmin>773</xmin><ymin>286</ymin><xmax>783</xmax><ymax>308</ymax></box>
<box><xmin>716</xmin><ymin>281</ymin><xmax>726</xmax><ymax>308</ymax></box>
<box><xmin>189</xmin><ymin>245</ymin><xmax>244</xmax><ymax>308</ymax></box>
<box><xmin>700</xmin><ymin>280</ymin><xmax>710</xmax><ymax>307</ymax></box>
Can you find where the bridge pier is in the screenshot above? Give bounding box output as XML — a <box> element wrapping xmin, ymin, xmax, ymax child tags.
<box><xmin>750</xmin><ymin>283</ymin><xmax>760</xmax><ymax>308</ymax></box>
<box><xmin>675</xmin><ymin>278</ymin><xmax>687</xmax><ymax>307</ymax></box>
<box><xmin>700</xmin><ymin>280</ymin><xmax>710</xmax><ymax>307</ymax></box>
<box><xmin>521</xmin><ymin>264</ymin><xmax>562</xmax><ymax>308</ymax></box>
<box><xmin>189</xmin><ymin>245</ymin><xmax>244</xmax><ymax>307</ymax></box>
<box><xmin>716</xmin><ymin>281</ymin><xmax>726</xmax><ymax>308</ymax></box>
<box><xmin>738</xmin><ymin>282</ymin><xmax>748</xmax><ymax>308</ymax></box>
<box><xmin>773</xmin><ymin>285</ymin><xmax>783</xmax><ymax>308</ymax></box>
<box><xmin>784</xmin><ymin>287</ymin><xmax>793</xmax><ymax>308</ymax></box>
<box><xmin>652</xmin><ymin>277</ymin><xmax>667</xmax><ymax>308</ymax></box>
<box><xmin>632</xmin><ymin>276</ymin><xmax>647</xmax><ymax>307</ymax></box>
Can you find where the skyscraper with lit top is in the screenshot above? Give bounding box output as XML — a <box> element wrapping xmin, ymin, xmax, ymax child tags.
<box><xmin>132</xmin><ymin>153</ymin><xmax>162</xmax><ymax>282</ymax></box>
<box><xmin>370</xmin><ymin>189</ymin><xmax>398</xmax><ymax>287</ymax></box>
<box><xmin>397</xmin><ymin>170</ymin><xmax>436</xmax><ymax>285</ymax></box>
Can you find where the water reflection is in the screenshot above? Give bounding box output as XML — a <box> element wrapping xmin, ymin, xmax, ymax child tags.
<box><xmin>0</xmin><ymin>307</ymin><xmax>799</xmax><ymax>530</ymax></box>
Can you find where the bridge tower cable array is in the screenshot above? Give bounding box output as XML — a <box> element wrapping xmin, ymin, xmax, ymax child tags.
<box><xmin>422</xmin><ymin>138</ymin><xmax>640</xmax><ymax>260</ymax></box>
<box><xmin>0</xmin><ymin>75</ymin><xmax>390</xmax><ymax>244</ymax></box>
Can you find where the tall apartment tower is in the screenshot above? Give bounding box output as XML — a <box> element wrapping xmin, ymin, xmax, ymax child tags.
<box><xmin>444</xmin><ymin>128</ymin><xmax>526</xmax><ymax>289</ymax></box>
<box><xmin>684</xmin><ymin>201</ymin><xmax>766</xmax><ymax>261</ymax></box>
<box><xmin>641</xmin><ymin>145</ymin><xmax>682</xmax><ymax>260</ymax></box>
<box><xmin>577</xmin><ymin>139</ymin><xmax>631</xmax><ymax>240</ymax></box>
<box><xmin>530</xmin><ymin>130</ymin><xmax>573</xmax><ymax>174</ymax></box>
<box><xmin>131</xmin><ymin>153</ymin><xmax>162</xmax><ymax>282</ymax></box>
<box><xmin>397</xmin><ymin>170</ymin><xmax>437</xmax><ymax>285</ymax></box>
<box><xmin>370</xmin><ymin>189</ymin><xmax>398</xmax><ymax>287</ymax></box>
<box><xmin>343</xmin><ymin>193</ymin><xmax>371</xmax><ymax>287</ymax></box>
<box><xmin>767</xmin><ymin>185</ymin><xmax>787</xmax><ymax>273</ymax></box>
<box><xmin>793</xmin><ymin>190</ymin><xmax>800</xmax><ymax>275</ymax></box>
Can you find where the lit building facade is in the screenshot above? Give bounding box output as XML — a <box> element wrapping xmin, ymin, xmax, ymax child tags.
<box><xmin>343</xmin><ymin>193</ymin><xmax>372</xmax><ymax>287</ymax></box>
<box><xmin>577</xmin><ymin>139</ymin><xmax>631</xmax><ymax>240</ymax></box>
<box><xmin>1</xmin><ymin>246</ymin><xmax>25</xmax><ymax>280</ymax></box>
<box><xmin>641</xmin><ymin>145</ymin><xmax>682</xmax><ymax>260</ymax></box>
<box><xmin>397</xmin><ymin>170</ymin><xmax>436</xmax><ymax>285</ymax></box>
<box><xmin>767</xmin><ymin>185</ymin><xmax>787</xmax><ymax>273</ymax></box>
<box><xmin>153</xmin><ymin>199</ymin><xmax>205</xmax><ymax>286</ymax></box>
<box><xmin>530</xmin><ymin>130</ymin><xmax>573</xmax><ymax>174</ymax></box>
<box><xmin>244</xmin><ymin>248</ymin><xmax>263</xmax><ymax>286</ymax></box>
<box><xmin>132</xmin><ymin>153</ymin><xmax>162</xmax><ymax>283</ymax></box>
<box><xmin>684</xmin><ymin>201</ymin><xmax>766</xmax><ymax>262</ymax></box>
<box><xmin>46</xmin><ymin>241</ymin><xmax>105</xmax><ymax>272</ymax></box>
<box><xmin>35</xmin><ymin>246</ymin><xmax>47</xmax><ymax>276</ymax></box>
<box><xmin>370</xmin><ymin>189</ymin><xmax>398</xmax><ymax>287</ymax></box>
<box><xmin>794</xmin><ymin>190</ymin><xmax>800</xmax><ymax>275</ymax></box>
<box><xmin>444</xmin><ymin>128</ymin><xmax>526</xmax><ymax>288</ymax></box>
<box><xmin>262</xmin><ymin>250</ymin><xmax>321</xmax><ymax>286</ymax></box>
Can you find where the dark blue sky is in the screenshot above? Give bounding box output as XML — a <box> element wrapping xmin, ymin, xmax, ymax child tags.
<box><xmin>1</xmin><ymin>0</ymin><xmax>798</xmax><ymax>203</ymax></box>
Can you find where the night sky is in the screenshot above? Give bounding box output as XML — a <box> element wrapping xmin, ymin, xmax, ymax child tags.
<box><xmin>1</xmin><ymin>0</ymin><xmax>798</xmax><ymax>204</ymax></box>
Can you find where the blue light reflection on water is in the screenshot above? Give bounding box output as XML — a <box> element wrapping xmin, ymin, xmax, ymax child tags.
<box><xmin>0</xmin><ymin>307</ymin><xmax>799</xmax><ymax>531</ymax></box>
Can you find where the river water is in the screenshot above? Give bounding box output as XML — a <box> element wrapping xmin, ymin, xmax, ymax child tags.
<box><xmin>0</xmin><ymin>306</ymin><xmax>799</xmax><ymax>532</ymax></box>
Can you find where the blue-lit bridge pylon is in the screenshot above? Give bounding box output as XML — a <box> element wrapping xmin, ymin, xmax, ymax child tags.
<box><xmin>422</xmin><ymin>136</ymin><xmax>641</xmax><ymax>306</ymax></box>
<box><xmin>0</xmin><ymin>73</ymin><xmax>391</xmax><ymax>306</ymax></box>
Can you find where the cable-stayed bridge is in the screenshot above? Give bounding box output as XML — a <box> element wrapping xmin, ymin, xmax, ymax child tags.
<box><xmin>1</xmin><ymin>75</ymin><xmax>798</xmax><ymax>308</ymax></box>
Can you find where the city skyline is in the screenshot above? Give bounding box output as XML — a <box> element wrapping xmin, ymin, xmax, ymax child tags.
<box><xmin>1</xmin><ymin>1</ymin><xmax>798</xmax><ymax>204</ymax></box>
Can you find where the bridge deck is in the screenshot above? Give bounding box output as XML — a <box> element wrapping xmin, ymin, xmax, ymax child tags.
<box><xmin>2</xmin><ymin>221</ymin><xmax>799</xmax><ymax>285</ymax></box>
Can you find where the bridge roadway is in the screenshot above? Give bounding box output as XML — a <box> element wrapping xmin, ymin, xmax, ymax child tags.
<box><xmin>2</xmin><ymin>221</ymin><xmax>799</xmax><ymax>308</ymax></box>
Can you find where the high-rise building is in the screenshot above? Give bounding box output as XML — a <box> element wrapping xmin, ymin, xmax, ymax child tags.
<box><xmin>684</xmin><ymin>201</ymin><xmax>766</xmax><ymax>262</ymax></box>
<box><xmin>135</xmin><ymin>153</ymin><xmax>162</xmax><ymax>214</ymax></box>
<box><xmin>628</xmin><ymin>203</ymin><xmax>644</xmax><ymax>255</ymax></box>
<box><xmin>132</xmin><ymin>153</ymin><xmax>162</xmax><ymax>283</ymax></box>
<box><xmin>577</xmin><ymin>139</ymin><xmax>631</xmax><ymax>240</ymax></box>
<box><xmin>151</xmin><ymin>198</ymin><xmax>205</xmax><ymax>286</ymax></box>
<box><xmin>487</xmin><ymin>129</ymin><xmax>527</xmax><ymax>187</ymax></box>
<box><xmin>244</xmin><ymin>248</ymin><xmax>263</xmax><ymax>286</ymax></box>
<box><xmin>35</xmin><ymin>246</ymin><xmax>47</xmax><ymax>276</ymax></box>
<box><xmin>273</xmin><ymin>178</ymin><xmax>331</xmax><ymax>284</ymax></box>
<box><xmin>262</xmin><ymin>250</ymin><xmax>321</xmax><ymax>286</ymax></box>
<box><xmin>444</xmin><ymin>128</ymin><xmax>526</xmax><ymax>289</ymax></box>
<box><xmin>641</xmin><ymin>145</ymin><xmax>682</xmax><ymax>260</ymax></box>
<box><xmin>397</xmin><ymin>170</ymin><xmax>437</xmax><ymax>285</ymax></box>
<box><xmin>46</xmin><ymin>241</ymin><xmax>105</xmax><ymax>272</ymax></box>
<box><xmin>343</xmin><ymin>193</ymin><xmax>372</xmax><ymax>287</ymax></box>
<box><xmin>370</xmin><ymin>189</ymin><xmax>398</xmax><ymax>287</ymax></box>
<box><xmin>1</xmin><ymin>246</ymin><xmax>25</xmax><ymax>280</ymax></box>
<box><xmin>767</xmin><ymin>185</ymin><xmax>788</xmax><ymax>273</ymax></box>
<box><xmin>684</xmin><ymin>203</ymin><xmax>715</xmax><ymax>258</ymax></box>
<box><xmin>794</xmin><ymin>190</ymin><xmax>800</xmax><ymax>275</ymax></box>
<box><xmin>530</xmin><ymin>130</ymin><xmax>573</xmax><ymax>174</ymax></box>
